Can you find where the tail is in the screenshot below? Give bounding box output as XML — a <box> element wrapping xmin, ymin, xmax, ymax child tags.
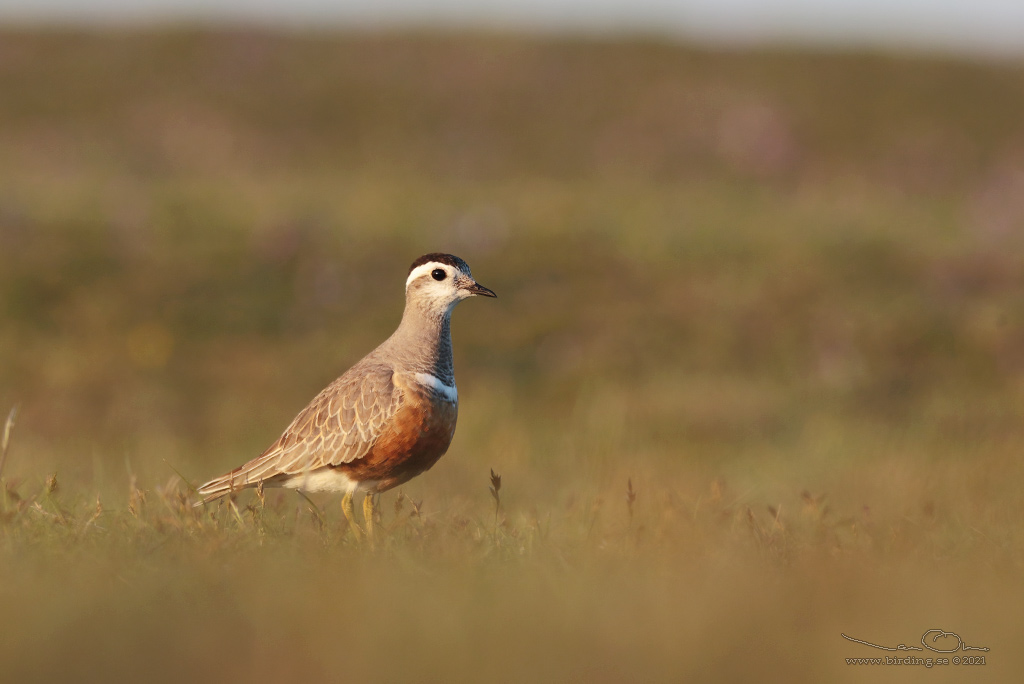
<box><xmin>192</xmin><ymin>467</ymin><xmax>256</xmax><ymax>508</ymax></box>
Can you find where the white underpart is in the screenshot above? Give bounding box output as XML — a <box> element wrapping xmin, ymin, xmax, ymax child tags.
<box><xmin>413</xmin><ymin>372</ymin><xmax>458</xmax><ymax>403</ymax></box>
<box><xmin>281</xmin><ymin>469</ymin><xmax>376</xmax><ymax>494</ymax></box>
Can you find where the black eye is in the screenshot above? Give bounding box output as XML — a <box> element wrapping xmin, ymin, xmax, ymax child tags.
<box><xmin>431</xmin><ymin>269</ymin><xmax>446</xmax><ymax>281</ymax></box>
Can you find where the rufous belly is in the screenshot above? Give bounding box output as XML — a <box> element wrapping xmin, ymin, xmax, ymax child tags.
<box><xmin>334</xmin><ymin>380</ymin><xmax>458</xmax><ymax>492</ymax></box>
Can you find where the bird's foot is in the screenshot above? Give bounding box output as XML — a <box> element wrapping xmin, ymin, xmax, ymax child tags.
<box><xmin>341</xmin><ymin>491</ymin><xmax>365</xmax><ymax>542</ymax></box>
<box><xmin>363</xmin><ymin>492</ymin><xmax>376</xmax><ymax>549</ymax></box>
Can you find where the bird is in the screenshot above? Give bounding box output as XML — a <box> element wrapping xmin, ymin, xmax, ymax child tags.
<box><xmin>194</xmin><ymin>253</ymin><xmax>496</xmax><ymax>540</ymax></box>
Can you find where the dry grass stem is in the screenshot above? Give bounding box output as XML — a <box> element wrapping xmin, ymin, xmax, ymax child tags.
<box><xmin>0</xmin><ymin>405</ymin><xmax>18</xmax><ymax>481</ymax></box>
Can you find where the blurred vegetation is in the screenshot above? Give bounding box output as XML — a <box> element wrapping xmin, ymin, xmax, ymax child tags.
<box><xmin>1</xmin><ymin>29</ymin><xmax>1024</xmax><ymax>682</ymax></box>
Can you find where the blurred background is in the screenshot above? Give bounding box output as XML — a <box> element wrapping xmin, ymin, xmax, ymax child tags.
<box><xmin>2</xmin><ymin>0</ymin><xmax>1023</xmax><ymax>492</ymax></box>
<box><xmin>1</xmin><ymin>2</ymin><xmax>1023</xmax><ymax>682</ymax></box>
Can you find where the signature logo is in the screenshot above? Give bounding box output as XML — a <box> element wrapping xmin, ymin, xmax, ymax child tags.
<box><xmin>842</xmin><ymin>630</ymin><xmax>990</xmax><ymax>653</ymax></box>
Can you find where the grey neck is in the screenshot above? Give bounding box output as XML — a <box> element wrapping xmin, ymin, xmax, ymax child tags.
<box><xmin>381</xmin><ymin>299</ymin><xmax>455</xmax><ymax>385</ymax></box>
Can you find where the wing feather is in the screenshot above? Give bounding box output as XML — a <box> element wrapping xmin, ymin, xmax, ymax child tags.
<box><xmin>195</xmin><ymin>363</ymin><xmax>401</xmax><ymax>500</ymax></box>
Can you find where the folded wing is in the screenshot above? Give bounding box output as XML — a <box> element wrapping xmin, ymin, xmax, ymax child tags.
<box><xmin>195</xmin><ymin>363</ymin><xmax>401</xmax><ymax>502</ymax></box>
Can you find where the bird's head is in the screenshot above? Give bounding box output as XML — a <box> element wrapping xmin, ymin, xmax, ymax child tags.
<box><xmin>405</xmin><ymin>253</ymin><xmax>496</xmax><ymax>316</ymax></box>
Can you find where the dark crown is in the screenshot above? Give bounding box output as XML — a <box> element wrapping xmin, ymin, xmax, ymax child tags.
<box><xmin>408</xmin><ymin>253</ymin><xmax>469</xmax><ymax>275</ymax></box>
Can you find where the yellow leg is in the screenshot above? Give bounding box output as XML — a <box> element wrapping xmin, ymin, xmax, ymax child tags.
<box><xmin>341</xmin><ymin>491</ymin><xmax>363</xmax><ymax>541</ymax></box>
<box><xmin>363</xmin><ymin>492</ymin><xmax>376</xmax><ymax>546</ymax></box>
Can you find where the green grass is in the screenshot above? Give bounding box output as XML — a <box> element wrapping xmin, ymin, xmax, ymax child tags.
<box><xmin>1</xmin><ymin>28</ymin><xmax>1023</xmax><ymax>682</ymax></box>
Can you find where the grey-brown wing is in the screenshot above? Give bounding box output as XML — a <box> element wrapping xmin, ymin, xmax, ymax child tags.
<box><xmin>213</xmin><ymin>363</ymin><xmax>402</xmax><ymax>487</ymax></box>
